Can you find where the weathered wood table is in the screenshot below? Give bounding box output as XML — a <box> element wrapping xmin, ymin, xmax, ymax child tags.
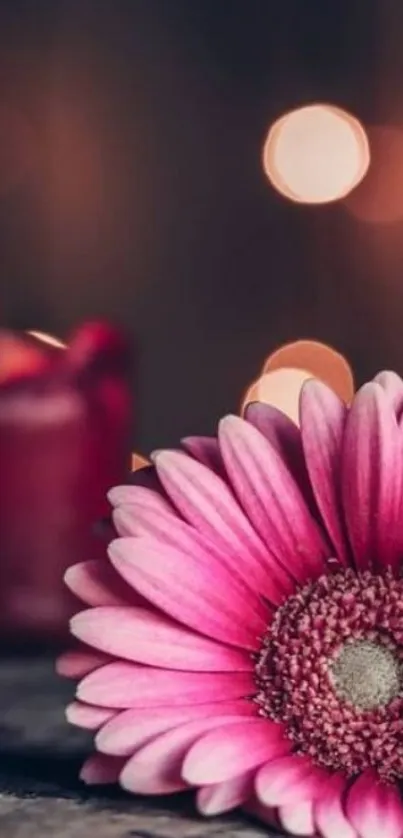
<box><xmin>0</xmin><ymin>658</ymin><xmax>280</xmax><ymax>837</ymax></box>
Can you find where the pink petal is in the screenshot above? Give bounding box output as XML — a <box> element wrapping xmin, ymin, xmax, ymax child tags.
<box><xmin>218</xmin><ymin>415</ymin><xmax>330</xmax><ymax>583</ymax></box>
<box><xmin>374</xmin><ymin>370</ymin><xmax>403</xmax><ymax>417</ymax></box>
<box><xmin>96</xmin><ymin>699</ymin><xmax>257</xmax><ymax>756</ymax></box>
<box><xmin>197</xmin><ymin>771</ymin><xmax>255</xmax><ymax>816</ymax></box>
<box><xmin>279</xmin><ymin>801</ymin><xmax>315</xmax><ymax>836</ymax></box>
<box><xmin>112</xmin><ymin>495</ymin><xmax>279</xmax><ymax>605</ymax></box>
<box><xmin>182</xmin><ymin>719</ymin><xmax>289</xmax><ymax>785</ymax></box>
<box><xmin>342</xmin><ymin>383</ymin><xmax>403</xmax><ymax>572</ymax></box>
<box><xmin>255</xmin><ymin>754</ymin><xmax>327</xmax><ymax>806</ymax></box>
<box><xmin>315</xmin><ymin>774</ymin><xmax>357</xmax><ymax>838</ymax></box>
<box><xmin>80</xmin><ymin>754</ymin><xmax>124</xmax><ymax>785</ymax></box>
<box><xmin>109</xmin><ymin>536</ymin><xmax>267</xmax><ymax>650</ymax></box>
<box><xmin>181</xmin><ymin>436</ymin><xmax>222</xmax><ymax>472</ymax></box>
<box><xmin>346</xmin><ymin>770</ymin><xmax>403</xmax><ymax>838</ymax></box>
<box><xmin>56</xmin><ymin>648</ymin><xmax>111</xmax><ymax>679</ymax></box>
<box><xmin>153</xmin><ymin>450</ymin><xmax>293</xmax><ymax>603</ymax></box>
<box><xmin>78</xmin><ymin>661</ymin><xmax>255</xmax><ymax>708</ymax></box>
<box><xmin>119</xmin><ymin>716</ymin><xmax>245</xmax><ymax>795</ymax></box>
<box><xmin>300</xmin><ymin>380</ymin><xmax>349</xmax><ymax>565</ymax></box>
<box><xmin>64</xmin><ymin>560</ymin><xmax>138</xmax><ymax>607</ymax></box>
<box><xmin>245</xmin><ymin>401</ymin><xmax>312</xmax><ymax>499</ymax></box>
<box><xmin>66</xmin><ymin>701</ymin><xmax>115</xmax><ymax>730</ymax></box>
<box><xmin>108</xmin><ymin>483</ymin><xmax>172</xmax><ymax>512</ymax></box>
<box><xmin>71</xmin><ymin>607</ymin><xmax>252</xmax><ymax>672</ymax></box>
<box><xmin>112</xmin><ymin>491</ymin><xmax>179</xmax><ymax>538</ymax></box>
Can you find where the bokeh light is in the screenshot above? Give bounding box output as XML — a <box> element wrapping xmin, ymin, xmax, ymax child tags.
<box><xmin>263</xmin><ymin>104</ymin><xmax>370</xmax><ymax>204</ymax></box>
<box><xmin>263</xmin><ymin>339</ymin><xmax>355</xmax><ymax>403</ymax></box>
<box><xmin>241</xmin><ymin>340</ymin><xmax>355</xmax><ymax>422</ymax></box>
<box><xmin>131</xmin><ymin>452</ymin><xmax>150</xmax><ymax>471</ymax></box>
<box><xmin>242</xmin><ymin>368</ymin><xmax>313</xmax><ymax>424</ymax></box>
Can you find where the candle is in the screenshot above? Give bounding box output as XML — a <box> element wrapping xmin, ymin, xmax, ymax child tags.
<box><xmin>0</xmin><ymin>322</ymin><xmax>132</xmax><ymax>647</ymax></box>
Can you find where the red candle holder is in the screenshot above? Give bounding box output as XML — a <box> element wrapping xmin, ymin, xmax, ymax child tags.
<box><xmin>0</xmin><ymin>322</ymin><xmax>132</xmax><ymax>648</ymax></box>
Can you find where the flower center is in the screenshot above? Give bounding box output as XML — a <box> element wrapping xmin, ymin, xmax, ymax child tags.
<box><xmin>255</xmin><ymin>569</ymin><xmax>403</xmax><ymax>781</ymax></box>
<box><xmin>330</xmin><ymin>639</ymin><xmax>401</xmax><ymax>711</ymax></box>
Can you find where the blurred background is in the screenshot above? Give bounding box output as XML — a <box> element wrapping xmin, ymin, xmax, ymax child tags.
<box><xmin>2</xmin><ymin>0</ymin><xmax>402</xmax><ymax>451</ymax></box>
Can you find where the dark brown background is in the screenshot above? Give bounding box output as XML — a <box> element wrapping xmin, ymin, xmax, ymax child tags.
<box><xmin>1</xmin><ymin>0</ymin><xmax>402</xmax><ymax>450</ymax></box>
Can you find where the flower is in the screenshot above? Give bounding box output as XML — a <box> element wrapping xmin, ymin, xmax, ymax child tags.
<box><xmin>61</xmin><ymin>369</ymin><xmax>403</xmax><ymax>838</ymax></box>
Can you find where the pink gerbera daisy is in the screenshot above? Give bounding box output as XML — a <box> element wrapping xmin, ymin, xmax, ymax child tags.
<box><xmin>60</xmin><ymin>371</ymin><xmax>403</xmax><ymax>838</ymax></box>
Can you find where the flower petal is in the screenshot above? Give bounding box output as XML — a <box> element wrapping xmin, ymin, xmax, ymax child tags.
<box><xmin>64</xmin><ymin>560</ymin><xmax>138</xmax><ymax>607</ymax></box>
<box><xmin>342</xmin><ymin>383</ymin><xmax>403</xmax><ymax>572</ymax></box>
<box><xmin>153</xmin><ymin>449</ymin><xmax>293</xmax><ymax>602</ymax></box>
<box><xmin>346</xmin><ymin>770</ymin><xmax>403</xmax><ymax>838</ymax></box>
<box><xmin>218</xmin><ymin>415</ymin><xmax>330</xmax><ymax>582</ymax></box>
<box><xmin>56</xmin><ymin>648</ymin><xmax>111</xmax><ymax>679</ymax></box>
<box><xmin>181</xmin><ymin>436</ymin><xmax>222</xmax><ymax>472</ymax></box>
<box><xmin>80</xmin><ymin>754</ymin><xmax>124</xmax><ymax>785</ymax></box>
<box><xmin>374</xmin><ymin>371</ymin><xmax>403</xmax><ymax>417</ymax></box>
<box><xmin>119</xmin><ymin>716</ymin><xmax>245</xmax><ymax>795</ymax></box>
<box><xmin>112</xmin><ymin>487</ymin><xmax>181</xmax><ymax>540</ymax></box>
<box><xmin>182</xmin><ymin>719</ymin><xmax>289</xmax><ymax>785</ymax></box>
<box><xmin>255</xmin><ymin>754</ymin><xmax>326</xmax><ymax>806</ymax></box>
<box><xmin>245</xmin><ymin>401</ymin><xmax>311</xmax><ymax>499</ymax></box>
<box><xmin>109</xmin><ymin>536</ymin><xmax>267</xmax><ymax>650</ymax></box>
<box><xmin>279</xmin><ymin>801</ymin><xmax>315</xmax><ymax>836</ymax></box>
<box><xmin>96</xmin><ymin>699</ymin><xmax>257</xmax><ymax>756</ymax></box>
<box><xmin>108</xmin><ymin>483</ymin><xmax>172</xmax><ymax>512</ymax></box>
<box><xmin>66</xmin><ymin>701</ymin><xmax>115</xmax><ymax>730</ymax></box>
<box><xmin>112</xmin><ymin>492</ymin><xmax>279</xmax><ymax>605</ymax></box>
<box><xmin>71</xmin><ymin>607</ymin><xmax>252</xmax><ymax>672</ymax></box>
<box><xmin>78</xmin><ymin>662</ymin><xmax>255</xmax><ymax>708</ymax></box>
<box><xmin>314</xmin><ymin>774</ymin><xmax>357</xmax><ymax>838</ymax></box>
<box><xmin>197</xmin><ymin>771</ymin><xmax>255</xmax><ymax>816</ymax></box>
<box><xmin>300</xmin><ymin>380</ymin><xmax>349</xmax><ymax>565</ymax></box>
